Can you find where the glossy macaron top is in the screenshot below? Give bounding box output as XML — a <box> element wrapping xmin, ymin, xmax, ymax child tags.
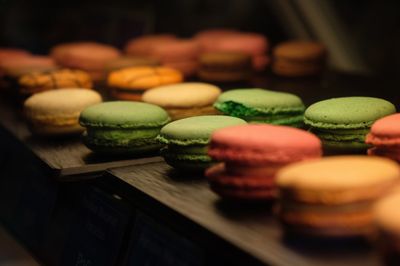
<box><xmin>366</xmin><ymin>114</ymin><xmax>400</xmax><ymax>145</ymax></box>
<box><xmin>304</xmin><ymin>97</ymin><xmax>396</xmax><ymax>129</ymax></box>
<box><xmin>208</xmin><ymin>124</ymin><xmax>321</xmax><ymax>163</ymax></box>
<box><xmin>214</xmin><ymin>88</ymin><xmax>305</xmax><ymax>114</ymax></box>
<box><xmin>142</xmin><ymin>82</ymin><xmax>221</xmax><ymax>108</ymax></box>
<box><xmin>277</xmin><ymin>156</ymin><xmax>400</xmax><ymax>191</ymax></box>
<box><xmin>373</xmin><ymin>193</ymin><xmax>400</xmax><ymax>234</ymax></box>
<box><xmin>79</xmin><ymin>101</ymin><xmax>170</xmax><ymax>128</ymax></box>
<box><xmin>24</xmin><ymin>88</ymin><xmax>102</xmax><ymax>118</ymax></box>
<box><xmin>273</xmin><ymin>41</ymin><xmax>326</xmax><ymax>60</ymax></box>
<box><xmin>157</xmin><ymin>115</ymin><xmax>246</xmax><ymax>145</ymax></box>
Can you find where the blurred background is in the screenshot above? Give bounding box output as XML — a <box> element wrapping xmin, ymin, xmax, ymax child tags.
<box><xmin>1</xmin><ymin>0</ymin><xmax>400</xmax><ymax>76</ymax></box>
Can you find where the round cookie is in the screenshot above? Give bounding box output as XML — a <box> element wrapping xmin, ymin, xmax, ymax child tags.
<box><xmin>19</xmin><ymin>69</ymin><xmax>93</xmax><ymax>96</ymax></box>
<box><xmin>107</xmin><ymin>66</ymin><xmax>183</xmax><ymax>101</ymax></box>
<box><xmin>157</xmin><ymin>115</ymin><xmax>246</xmax><ymax>172</ymax></box>
<box><xmin>79</xmin><ymin>101</ymin><xmax>170</xmax><ymax>155</ymax></box>
<box><xmin>105</xmin><ymin>56</ymin><xmax>159</xmax><ymax>72</ymax></box>
<box><xmin>214</xmin><ymin>88</ymin><xmax>305</xmax><ymax>126</ymax></box>
<box><xmin>142</xmin><ymin>82</ymin><xmax>221</xmax><ymax>120</ymax></box>
<box><xmin>304</xmin><ymin>97</ymin><xmax>396</xmax><ymax>154</ymax></box>
<box><xmin>24</xmin><ymin>88</ymin><xmax>102</xmax><ymax>136</ymax></box>
<box><xmin>276</xmin><ymin>156</ymin><xmax>400</xmax><ymax>237</ymax></box>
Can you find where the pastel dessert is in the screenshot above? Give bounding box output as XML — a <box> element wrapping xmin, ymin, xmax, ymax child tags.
<box><xmin>79</xmin><ymin>101</ymin><xmax>170</xmax><ymax>154</ymax></box>
<box><xmin>214</xmin><ymin>88</ymin><xmax>305</xmax><ymax>126</ymax></box>
<box><xmin>373</xmin><ymin>193</ymin><xmax>400</xmax><ymax>265</ymax></box>
<box><xmin>51</xmin><ymin>42</ymin><xmax>121</xmax><ymax>81</ymax></box>
<box><xmin>24</xmin><ymin>88</ymin><xmax>102</xmax><ymax>136</ymax></box>
<box><xmin>366</xmin><ymin>114</ymin><xmax>400</xmax><ymax>162</ymax></box>
<box><xmin>157</xmin><ymin>115</ymin><xmax>246</xmax><ymax>171</ymax></box>
<box><xmin>272</xmin><ymin>41</ymin><xmax>326</xmax><ymax>77</ymax></box>
<box><xmin>142</xmin><ymin>82</ymin><xmax>221</xmax><ymax>120</ymax></box>
<box><xmin>0</xmin><ymin>55</ymin><xmax>57</xmax><ymax>78</ymax></box>
<box><xmin>197</xmin><ymin>52</ymin><xmax>252</xmax><ymax>82</ymax></box>
<box><xmin>105</xmin><ymin>56</ymin><xmax>159</xmax><ymax>72</ymax></box>
<box><xmin>304</xmin><ymin>97</ymin><xmax>396</xmax><ymax>154</ymax></box>
<box><xmin>124</xmin><ymin>34</ymin><xmax>177</xmax><ymax>56</ymax></box>
<box><xmin>277</xmin><ymin>156</ymin><xmax>400</xmax><ymax>237</ymax></box>
<box><xmin>0</xmin><ymin>48</ymin><xmax>32</xmax><ymax>88</ymax></box>
<box><xmin>206</xmin><ymin>124</ymin><xmax>322</xmax><ymax>200</ymax></box>
<box><xmin>107</xmin><ymin>66</ymin><xmax>183</xmax><ymax>101</ymax></box>
<box><xmin>19</xmin><ymin>69</ymin><xmax>92</xmax><ymax>96</ymax></box>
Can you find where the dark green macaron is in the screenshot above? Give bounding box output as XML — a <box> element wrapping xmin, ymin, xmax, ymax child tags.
<box><xmin>214</xmin><ymin>88</ymin><xmax>305</xmax><ymax>126</ymax></box>
<box><xmin>79</xmin><ymin>101</ymin><xmax>170</xmax><ymax>154</ymax></box>
<box><xmin>304</xmin><ymin>97</ymin><xmax>396</xmax><ymax>153</ymax></box>
<box><xmin>157</xmin><ymin>115</ymin><xmax>246</xmax><ymax>171</ymax></box>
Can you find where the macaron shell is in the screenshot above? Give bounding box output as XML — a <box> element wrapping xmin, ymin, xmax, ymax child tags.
<box><xmin>367</xmin><ymin>113</ymin><xmax>400</xmax><ymax>144</ymax></box>
<box><xmin>304</xmin><ymin>97</ymin><xmax>396</xmax><ymax>129</ymax></box>
<box><xmin>374</xmin><ymin>193</ymin><xmax>400</xmax><ymax>234</ymax></box>
<box><xmin>142</xmin><ymin>82</ymin><xmax>221</xmax><ymax>108</ymax></box>
<box><xmin>124</xmin><ymin>34</ymin><xmax>177</xmax><ymax>55</ymax></box>
<box><xmin>79</xmin><ymin>101</ymin><xmax>170</xmax><ymax>128</ymax></box>
<box><xmin>208</xmin><ymin>124</ymin><xmax>322</xmax><ymax>164</ymax></box>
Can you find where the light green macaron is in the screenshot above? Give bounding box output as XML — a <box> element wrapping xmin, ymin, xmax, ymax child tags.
<box><xmin>79</xmin><ymin>101</ymin><xmax>170</xmax><ymax>155</ymax></box>
<box><xmin>157</xmin><ymin>115</ymin><xmax>246</xmax><ymax>171</ymax></box>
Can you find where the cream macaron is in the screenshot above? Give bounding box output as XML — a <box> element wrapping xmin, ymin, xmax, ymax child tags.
<box><xmin>142</xmin><ymin>82</ymin><xmax>221</xmax><ymax>120</ymax></box>
<box><xmin>24</xmin><ymin>88</ymin><xmax>102</xmax><ymax>136</ymax></box>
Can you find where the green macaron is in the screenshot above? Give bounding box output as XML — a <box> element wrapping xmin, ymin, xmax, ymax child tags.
<box><xmin>79</xmin><ymin>101</ymin><xmax>170</xmax><ymax>154</ymax></box>
<box><xmin>304</xmin><ymin>97</ymin><xmax>396</xmax><ymax>153</ymax></box>
<box><xmin>214</xmin><ymin>88</ymin><xmax>305</xmax><ymax>126</ymax></box>
<box><xmin>157</xmin><ymin>115</ymin><xmax>246</xmax><ymax>171</ymax></box>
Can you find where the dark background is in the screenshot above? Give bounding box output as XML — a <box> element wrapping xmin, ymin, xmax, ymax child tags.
<box><xmin>1</xmin><ymin>0</ymin><xmax>400</xmax><ymax>76</ymax></box>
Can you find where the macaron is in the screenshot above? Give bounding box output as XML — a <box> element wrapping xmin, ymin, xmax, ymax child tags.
<box><xmin>276</xmin><ymin>156</ymin><xmax>400</xmax><ymax>238</ymax></box>
<box><xmin>107</xmin><ymin>66</ymin><xmax>183</xmax><ymax>101</ymax></box>
<box><xmin>214</xmin><ymin>88</ymin><xmax>305</xmax><ymax>126</ymax></box>
<box><xmin>0</xmin><ymin>55</ymin><xmax>57</xmax><ymax>78</ymax></box>
<box><xmin>197</xmin><ymin>52</ymin><xmax>252</xmax><ymax>83</ymax></box>
<box><xmin>206</xmin><ymin>124</ymin><xmax>322</xmax><ymax>200</ymax></box>
<box><xmin>272</xmin><ymin>40</ymin><xmax>326</xmax><ymax>77</ymax></box>
<box><xmin>304</xmin><ymin>97</ymin><xmax>396</xmax><ymax>154</ymax></box>
<box><xmin>18</xmin><ymin>69</ymin><xmax>93</xmax><ymax>97</ymax></box>
<box><xmin>157</xmin><ymin>115</ymin><xmax>246</xmax><ymax>172</ymax></box>
<box><xmin>79</xmin><ymin>101</ymin><xmax>170</xmax><ymax>155</ymax></box>
<box><xmin>124</xmin><ymin>34</ymin><xmax>177</xmax><ymax>56</ymax></box>
<box><xmin>142</xmin><ymin>82</ymin><xmax>221</xmax><ymax>120</ymax></box>
<box><xmin>373</xmin><ymin>193</ymin><xmax>400</xmax><ymax>265</ymax></box>
<box><xmin>51</xmin><ymin>42</ymin><xmax>121</xmax><ymax>81</ymax></box>
<box><xmin>24</xmin><ymin>88</ymin><xmax>102</xmax><ymax>136</ymax></box>
<box><xmin>104</xmin><ymin>56</ymin><xmax>159</xmax><ymax>72</ymax></box>
<box><xmin>366</xmin><ymin>114</ymin><xmax>400</xmax><ymax>162</ymax></box>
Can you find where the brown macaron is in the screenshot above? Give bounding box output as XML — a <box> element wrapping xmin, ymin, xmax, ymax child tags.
<box><xmin>272</xmin><ymin>41</ymin><xmax>326</xmax><ymax>77</ymax></box>
<box><xmin>197</xmin><ymin>52</ymin><xmax>252</xmax><ymax>82</ymax></box>
<box><xmin>19</xmin><ymin>69</ymin><xmax>93</xmax><ymax>96</ymax></box>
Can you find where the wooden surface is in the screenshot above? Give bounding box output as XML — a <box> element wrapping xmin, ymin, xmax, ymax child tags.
<box><xmin>108</xmin><ymin>161</ymin><xmax>381</xmax><ymax>266</ymax></box>
<box><xmin>0</xmin><ymin>95</ymin><xmax>162</xmax><ymax>181</ymax></box>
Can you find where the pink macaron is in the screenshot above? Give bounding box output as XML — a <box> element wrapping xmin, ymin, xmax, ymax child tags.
<box><xmin>206</xmin><ymin>124</ymin><xmax>322</xmax><ymax>200</ymax></box>
<box><xmin>124</xmin><ymin>34</ymin><xmax>177</xmax><ymax>56</ymax></box>
<box><xmin>0</xmin><ymin>55</ymin><xmax>57</xmax><ymax>77</ymax></box>
<box><xmin>366</xmin><ymin>113</ymin><xmax>400</xmax><ymax>162</ymax></box>
<box><xmin>0</xmin><ymin>48</ymin><xmax>31</xmax><ymax>60</ymax></box>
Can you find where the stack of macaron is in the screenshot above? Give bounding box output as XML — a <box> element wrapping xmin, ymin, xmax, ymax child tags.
<box><xmin>276</xmin><ymin>156</ymin><xmax>400</xmax><ymax>237</ymax></box>
<box><xmin>107</xmin><ymin>66</ymin><xmax>183</xmax><ymax>101</ymax></box>
<box><xmin>51</xmin><ymin>42</ymin><xmax>121</xmax><ymax>81</ymax></box>
<box><xmin>304</xmin><ymin>97</ymin><xmax>396</xmax><ymax>154</ymax></box>
<box><xmin>23</xmin><ymin>88</ymin><xmax>102</xmax><ymax>136</ymax></box>
<box><xmin>214</xmin><ymin>88</ymin><xmax>305</xmax><ymax>126</ymax></box>
<box><xmin>206</xmin><ymin>124</ymin><xmax>322</xmax><ymax>200</ymax></box>
<box><xmin>195</xmin><ymin>30</ymin><xmax>269</xmax><ymax>72</ymax></box>
<box><xmin>142</xmin><ymin>82</ymin><xmax>221</xmax><ymax>120</ymax></box>
<box><xmin>366</xmin><ymin>113</ymin><xmax>400</xmax><ymax>162</ymax></box>
<box><xmin>18</xmin><ymin>69</ymin><xmax>93</xmax><ymax>97</ymax></box>
<box><xmin>157</xmin><ymin>115</ymin><xmax>246</xmax><ymax>172</ymax></box>
<box><xmin>79</xmin><ymin>101</ymin><xmax>170</xmax><ymax>155</ymax></box>
<box><xmin>272</xmin><ymin>41</ymin><xmax>326</xmax><ymax>77</ymax></box>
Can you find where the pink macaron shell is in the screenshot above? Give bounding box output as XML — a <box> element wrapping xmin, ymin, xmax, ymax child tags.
<box><xmin>0</xmin><ymin>55</ymin><xmax>57</xmax><ymax>76</ymax></box>
<box><xmin>124</xmin><ymin>34</ymin><xmax>177</xmax><ymax>56</ymax></box>
<box><xmin>212</xmin><ymin>33</ymin><xmax>268</xmax><ymax>56</ymax></box>
<box><xmin>366</xmin><ymin>114</ymin><xmax>400</xmax><ymax>146</ymax></box>
<box><xmin>0</xmin><ymin>48</ymin><xmax>31</xmax><ymax>60</ymax></box>
<box><xmin>150</xmin><ymin>40</ymin><xmax>201</xmax><ymax>62</ymax></box>
<box><xmin>208</xmin><ymin>124</ymin><xmax>322</xmax><ymax>165</ymax></box>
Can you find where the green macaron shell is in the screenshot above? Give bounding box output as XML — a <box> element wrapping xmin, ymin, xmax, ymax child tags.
<box><xmin>80</xmin><ymin>101</ymin><xmax>170</xmax><ymax>128</ymax></box>
<box><xmin>157</xmin><ymin>115</ymin><xmax>247</xmax><ymax>146</ymax></box>
<box><xmin>304</xmin><ymin>97</ymin><xmax>396</xmax><ymax>129</ymax></box>
<box><xmin>213</xmin><ymin>89</ymin><xmax>305</xmax><ymax>124</ymax></box>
